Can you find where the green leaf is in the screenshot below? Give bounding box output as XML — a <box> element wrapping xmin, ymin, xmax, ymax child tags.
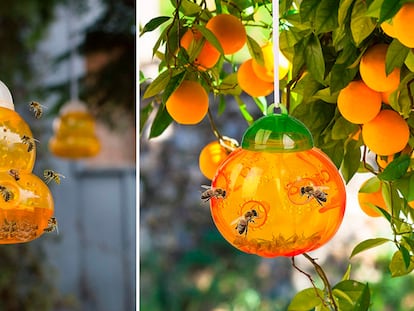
<box><xmin>402</xmin><ymin>236</ymin><xmax>414</xmax><ymax>253</ymax></box>
<box><xmin>322</xmin><ymin>142</ymin><xmax>345</xmax><ymax>168</ymax></box>
<box><xmin>397</xmin><ymin>86</ymin><xmax>414</xmax><ymax>119</ymax></box>
<box><xmin>331</xmin><ymin>116</ymin><xmax>356</xmax><ymax>140</ymax></box>
<box><xmin>394</xmin><ymin>173</ymin><xmax>414</xmax><ymax>202</ymax></box>
<box><xmin>378</xmin><ymin>154</ymin><xmax>410</xmax><ymax>181</ymax></box>
<box><xmin>149</xmin><ymin>71</ymin><xmax>186</xmax><ymax>138</ymax></box>
<box><xmin>180</xmin><ymin>0</ymin><xmax>202</xmax><ymax>16</ymax></box>
<box><xmin>354</xmin><ymin>283</ymin><xmax>371</xmax><ymax>311</ymax></box>
<box><xmin>218</xmin><ymin>95</ymin><xmax>226</xmax><ymax>115</ymax></box>
<box><xmin>329</xmin><ymin>63</ymin><xmax>359</xmax><ymax>93</ymax></box>
<box><xmin>195</xmin><ymin>25</ymin><xmax>224</xmax><ymax>54</ymax></box>
<box><xmin>389</xmin><ymin>249</ymin><xmax>414</xmax><ymax>277</ymax></box>
<box><xmin>314</xmin><ymin>0</ymin><xmax>339</xmax><ymax>33</ymax></box>
<box><xmin>366</xmin><ymin>0</ymin><xmax>383</xmax><ymax>18</ymax></box>
<box><xmin>140</xmin><ymin>101</ymin><xmax>154</xmax><ymax>133</ymax></box>
<box><xmin>312</xmin><ymin>87</ymin><xmax>338</xmax><ymax>104</ymax></box>
<box><xmin>341</xmin><ymin>139</ymin><xmax>362</xmax><ymax>183</ymax></box>
<box><xmin>341</xmin><ymin>264</ymin><xmax>352</xmax><ymax>281</ymax></box>
<box><xmin>149</xmin><ymin>102</ymin><xmax>173</xmax><ymax>138</ymax></box>
<box><xmin>332</xmin><ymin>288</ymin><xmax>354</xmax><ymax>309</ymax></box>
<box><xmin>299</xmin><ymin>0</ymin><xmax>319</xmax><ymax>23</ymax></box>
<box><xmin>234</xmin><ymin>96</ymin><xmax>253</xmax><ymax>124</ymax></box>
<box><xmin>400</xmin><ymin>245</ymin><xmax>411</xmax><ymax>269</ymax></box>
<box><xmin>218</xmin><ymin>73</ymin><xmax>241</xmax><ymax>96</ymax></box>
<box><xmin>143</xmin><ymin>70</ymin><xmax>172</xmax><ymax>99</ymax></box>
<box><xmin>140</xmin><ymin>16</ymin><xmax>171</xmax><ymax>36</ymax></box>
<box><xmin>385</xmin><ymin>39</ymin><xmax>410</xmax><ymax>75</ymax></box>
<box><xmin>359</xmin><ymin>176</ymin><xmax>381</xmax><ymax>193</ymax></box>
<box><xmin>350</xmin><ymin>238</ymin><xmax>390</xmax><ymax>258</ymax></box>
<box><xmin>292</xmin><ymin>41</ymin><xmax>306</xmax><ymax>79</ymax></box>
<box><xmin>288</xmin><ymin>287</ymin><xmax>324</xmax><ymax>311</ymax></box>
<box><xmin>338</xmin><ymin>0</ymin><xmax>354</xmax><ymax>26</ymax></box>
<box><xmin>304</xmin><ymin>33</ymin><xmax>325</xmax><ymax>84</ymax></box>
<box><xmin>333</xmin><ymin>280</ymin><xmax>370</xmax><ymax>310</ymax></box>
<box><xmin>253</xmin><ymin>97</ymin><xmax>267</xmax><ymax>115</ymax></box>
<box><xmin>379</xmin><ymin>0</ymin><xmax>403</xmax><ymax>23</ymax></box>
<box><xmin>214</xmin><ymin>0</ymin><xmax>222</xmax><ymax>13</ymax></box>
<box><xmin>405</xmin><ymin>50</ymin><xmax>414</xmax><ymax>72</ymax></box>
<box><xmin>161</xmin><ymin>71</ymin><xmax>187</xmax><ymax>103</ymax></box>
<box><xmin>351</xmin><ymin>0</ymin><xmax>377</xmax><ymax>46</ymax></box>
<box><xmin>246</xmin><ymin>35</ymin><xmax>264</xmax><ymax>65</ymax></box>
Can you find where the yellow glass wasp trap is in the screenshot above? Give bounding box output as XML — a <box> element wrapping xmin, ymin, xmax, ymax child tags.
<box><xmin>49</xmin><ymin>100</ymin><xmax>100</xmax><ymax>159</ymax></box>
<box><xmin>210</xmin><ymin>113</ymin><xmax>346</xmax><ymax>257</ymax></box>
<box><xmin>0</xmin><ymin>85</ymin><xmax>54</xmax><ymax>243</ymax></box>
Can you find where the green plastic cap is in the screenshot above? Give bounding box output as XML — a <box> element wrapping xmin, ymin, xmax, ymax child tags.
<box><xmin>241</xmin><ymin>113</ymin><xmax>314</xmax><ymax>152</ymax></box>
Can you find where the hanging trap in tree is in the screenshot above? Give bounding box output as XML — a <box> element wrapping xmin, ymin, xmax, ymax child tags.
<box><xmin>0</xmin><ymin>82</ymin><xmax>54</xmax><ymax>243</ymax></box>
<box><xmin>209</xmin><ymin>112</ymin><xmax>346</xmax><ymax>257</ymax></box>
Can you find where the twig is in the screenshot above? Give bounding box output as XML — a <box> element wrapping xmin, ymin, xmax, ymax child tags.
<box><xmin>285</xmin><ymin>67</ymin><xmax>305</xmax><ymax>113</ymax></box>
<box><xmin>302</xmin><ymin>253</ymin><xmax>338</xmax><ymax>311</ymax></box>
<box><xmin>207</xmin><ymin>108</ymin><xmax>223</xmax><ymax>141</ymax></box>
<box><xmin>362</xmin><ymin>145</ymin><xmax>378</xmax><ymax>175</ymax></box>
<box><xmin>291</xmin><ymin>256</ymin><xmax>326</xmax><ymax>305</ymax></box>
<box><xmin>207</xmin><ymin>108</ymin><xmax>239</xmax><ymax>153</ymax></box>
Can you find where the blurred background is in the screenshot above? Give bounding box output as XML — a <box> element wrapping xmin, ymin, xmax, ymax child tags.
<box><xmin>139</xmin><ymin>1</ymin><xmax>414</xmax><ymax>311</ymax></box>
<box><xmin>0</xmin><ymin>0</ymin><xmax>135</xmax><ymax>310</ymax></box>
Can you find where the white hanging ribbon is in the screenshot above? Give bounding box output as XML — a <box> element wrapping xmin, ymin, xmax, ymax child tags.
<box><xmin>273</xmin><ymin>1</ymin><xmax>280</xmax><ymax>108</ymax></box>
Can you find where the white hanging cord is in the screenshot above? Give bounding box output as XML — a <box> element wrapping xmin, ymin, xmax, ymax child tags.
<box><xmin>273</xmin><ymin>1</ymin><xmax>280</xmax><ymax>110</ymax></box>
<box><xmin>67</xmin><ymin>4</ymin><xmax>79</xmax><ymax>101</ymax></box>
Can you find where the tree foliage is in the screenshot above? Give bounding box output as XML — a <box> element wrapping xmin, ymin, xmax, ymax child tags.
<box><xmin>140</xmin><ymin>0</ymin><xmax>414</xmax><ymax>309</ymax></box>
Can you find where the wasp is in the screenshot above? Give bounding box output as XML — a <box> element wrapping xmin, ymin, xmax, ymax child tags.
<box><xmin>43</xmin><ymin>170</ymin><xmax>65</xmax><ymax>185</ymax></box>
<box><xmin>200</xmin><ymin>185</ymin><xmax>226</xmax><ymax>202</ymax></box>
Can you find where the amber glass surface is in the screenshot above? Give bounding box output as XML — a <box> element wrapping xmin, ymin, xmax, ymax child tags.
<box><xmin>0</xmin><ymin>172</ymin><xmax>54</xmax><ymax>244</ymax></box>
<box><xmin>210</xmin><ymin>147</ymin><xmax>346</xmax><ymax>257</ymax></box>
<box><xmin>0</xmin><ymin>107</ymin><xmax>35</xmax><ymax>172</ymax></box>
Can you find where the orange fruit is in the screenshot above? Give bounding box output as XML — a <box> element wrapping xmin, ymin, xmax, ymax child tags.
<box><xmin>381</xmin><ymin>20</ymin><xmax>396</xmax><ymax>38</ymax></box>
<box><xmin>380</xmin><ymin>89</ymin><xmax>393</xmax><ymax>104</ymax></box>
<box><xmin>362</xmin><ymin>109</ymin><xmax>409</xmax><ymax>156</ymax></box>
<box><xmin>237</xmin><ymin>59</ymin><xmax>274</xmax><ymax>97</ymax></box>
<box><xmin>278</xmin><ymin>51</ymin><xmax>290</xmax><ymax>80</ymax></box>
<box><xmin>252</xmin><ymin>44</ymin><xmax>274</xmax><ymax>82</ymax></box>
<box><xmin>166</xmin><ymin>80</ymin><xmax>209</xmax><ymax>125</ymax></box>
<box><xmin>376</xmin><ymin>144</ymin><xmax>412</xmax><ymax>170</ymax></box>
<box><xmin>180</xmin><ymin>28</ymin><xmax>220</xmax><ymax>70</ymax></box>
<box><xmin>350</xmin><ymin>128</ymin><xmax>361</xmax><ymax>141</ymax></box>
<box><xmin>199</xmin><ymin>141</ymin><xmax>229</xmax><ymax>180</ymax></box>
<box><xmin>337</xmin><ymin>80</ymin><xmax>382</xmax><ymax>124</ymax></box>
<box><xmin>408</xmin><ymin>201</ymin><xmax>414</xmax><ymax>208</ymax></box>
<box><xmin>206</xmin><ymin>14</ymin><xmax>246</xmax><ymax>54</ymax></box>
<box><xmin>376</xmin><ymin>154</ymin><xmax>394</xmax><ymax>170</ymax></box>
<box><xmin>393</xmin><ymin>3</ymin><xmax>414</xmax><ymax>48</ymax></box>
<box><xmin>359</xmin><ymin>44</ymin><xmax>401</xmax><ymax>92</ymax></box>
<box><xmin>358</xmin><ymin>179</ymin><xmax>388</xmax><ymax>217</ymax></box>
<box><xmin>251</xmin><ymin>44</ymin><xmax>290</xmax><ymax>82</ymax></box>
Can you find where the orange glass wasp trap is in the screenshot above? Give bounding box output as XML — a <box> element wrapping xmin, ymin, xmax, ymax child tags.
<box><xmin>49</xmin><ymin>100</ymin><xmax>100</xmax><ymax>159</ymax></box>
<box><xmin>0</xmin><ymin>85</ymin><xmax>54</xmax><ymax>244</ymax></box>
<box><xmin>210</xmin><ymin>113</ymin><xmax>346</xmax><ymax>257</ymax></box>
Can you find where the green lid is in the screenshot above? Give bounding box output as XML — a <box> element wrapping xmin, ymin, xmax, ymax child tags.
<box><xmin>241</xmin><ymin>113</ymin><xmax>314</xmax><ymax>152</ymax></box>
